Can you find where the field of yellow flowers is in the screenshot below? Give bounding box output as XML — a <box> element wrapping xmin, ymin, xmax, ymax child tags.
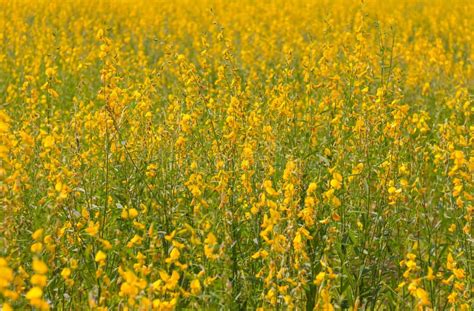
<box><xmin>0</xmin><ymin>0</ymin><xmax>473</xmax><ymax>309</ymax></box>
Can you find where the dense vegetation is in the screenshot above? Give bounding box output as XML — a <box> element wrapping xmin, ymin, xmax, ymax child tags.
<box><xmin>0</xmin><ymin>0</ymin><xmax>472</xmax><ymax>309</ymax></box>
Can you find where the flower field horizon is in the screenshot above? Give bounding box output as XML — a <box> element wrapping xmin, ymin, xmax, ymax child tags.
<box><xmin>0</xmin><ymin>0</ymin><xmax>472</xmax><ymax>310</ymax></box>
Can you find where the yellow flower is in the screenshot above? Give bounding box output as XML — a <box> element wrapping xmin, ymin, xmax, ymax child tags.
<box><xmin>31</xmin><ymin>274</ymin><xmax>48</xmax><ymax>287</ymax></box>
<box><xmin>314</xmin><ymin>272</ymin><xmax>326</xmax><ymax>285</ymax></box>
<box><xmin>31</xmin><ymin>242</ymin><xmax>43</xmax><ymax>253</ymax></box>
<box><xmin>330</xmin><ymin>172</ymin><xmax>342</xmax><ymax>190</ymax></box>
<box><xmin>32</xmin><ymin>229</ymin><xmax>44</xmax><ymax>241</ymax></box>
<box><xmin>415</xmin><ymin>288</ymin><xmax>430</xmax><ymax>306</ymax></box>
<box><xmin>95</xmin><ymin>251</ymin><xmax>107</xmax><ymax>263</ymax></box>
<box><xmin>159</xmin><ymin>270</ymin><xmax>180</xmax><ymax>290</ymax></box>
<box><xmin>452</xmin><ymin>268</ymin><xmax>465</xmax><ymax>279</ymax></box>
<box><xmin>128</xmin><ymin>208</ymin><xmax>138</xmax><ymax>219</ymax></box>
<box><xmin>0</xmin><ymin>262</ymin><xmax>14</xmax><ymax>288</ymax></box>
<box><xmin>205</xmin><ymin>233</ymin><xmax>217</xmax><ymax>245</ymax></box>
<box><xmin>307</xmin><ymin>182</ymin><xmax>317</xmax><ymax>194</ymax></box>
<box><xmin>127</xmin><ymin>234</ymin><xmax>143</xmax><ymax>248</ymax></box>
<box><xmin>85</xmin><ymin>221</ymin><xmax>100</xmax><ymax>236</ymax></box>
<box><xmin>447</xmin><ymin>292</ymin><xmax>457</xmax><ymax>303</ymax></box>
<box><xmin>190</xmin><ymin>279</ymin><xmax>202</xmax><ymax>295</ymax></box>
<box><xmin>251</xmin><ymin>249</ymin><xmax>269</xmax><ymax>260</ymax></box>
<box><xmin>70</xmin><ymin>259</ymin><xmax>78</xmax><ymax>269</ymax></box>
<box><xmin>61</xmin><ymin>268</ymin><xmax>71</xmax><ymax>279</ymax></box>
<box><xmin>165</xmin><ymin>248</ymin><xmax>180</xmax><ymax>264</ymax></box>
<box><xmin>447</xmin><ymin>253</ymin><xmax>456</xmax><ymax>270</ymax></box>
<box><xmin>26</xmin><ymin>286</ymin><xmax>43</xmax><ymax>300</ymax></box>
<box><xmin>120</xmin><ymin>282</ymin><xmax>138</xmax><ymax>297</ymax></box>
<box><xmin>426</xmin><ymin>267</ymin><xmax>435</xmax><ymax>281</ymax></box>
<box><xmin>293</xmin><ymin>233</ymin><xmax>303</xmax><ymax>251</ymax></box>
<box><xmin>32</xmin><ymin>259</ymin><xmax>48</xmax><ymax>275</ymax></box>
<box><xmin>42</xmin><ymin>135</ymin><xmax>55</xmax><ymax>149</ymax></box>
